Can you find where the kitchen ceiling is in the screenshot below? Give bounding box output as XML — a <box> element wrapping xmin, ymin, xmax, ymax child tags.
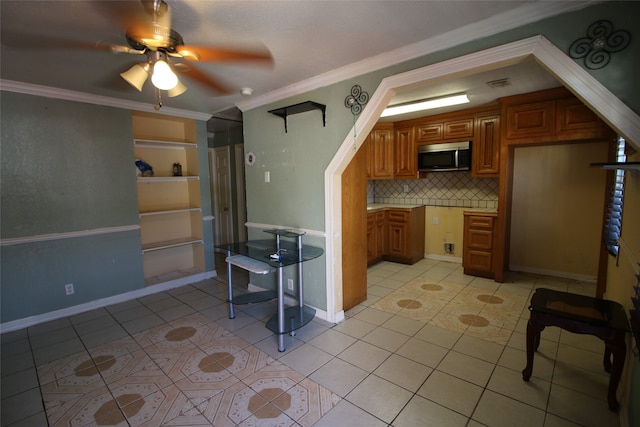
<box><xmin>0</xmin><ymin>1</ymin><xmax>586</xmax><ymax>130</ymax></box>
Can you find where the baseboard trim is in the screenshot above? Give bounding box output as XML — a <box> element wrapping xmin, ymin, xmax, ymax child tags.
<box><xmin>508</xmin><ymin>264</ymin><xmax>596</xmax><ymax>283</ymax></box>
<box><xmin>424</xmin><ymin>253</ymin><xmax>462</xmax><ymax>264</ymax></box>
<box><xmin>0</xmin><ymin>271</ymin><xmax>217</xmax><ymax>333</ymax></box>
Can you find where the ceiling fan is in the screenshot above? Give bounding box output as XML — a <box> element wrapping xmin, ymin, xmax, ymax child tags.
<box><xmin>90</xmin><ymin>0</ymin><xmax>273</xmax><ymax>109</ymax></box>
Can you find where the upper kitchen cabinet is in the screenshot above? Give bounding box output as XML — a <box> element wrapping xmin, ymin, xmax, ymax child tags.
<box><xmin>368</xmin><ymin>123</ymin><xmax>394</xmax><ymax>179</ymax></box>
<box><xmin>472</xmin><ymin>112</ymin><xmax>501</xmax><ymax>178</ymax></box>
<box><xmin>132</xmin><ymin>111</ymin><xmax>205</xmax><ymax>286</ymax></box>
<box><xmin>416</xmin><ymin>116</ymin><xmax>474</xmax><ymax>143</ymax></box>
<box><xmin>394</xmin><ymin>125</ymin><xmax>417</xmax><ymax>178</ymax></box>
<box><xmin>501</xmin><ymin>87</ymin><xmax>613</xmax><ymax>145</ymax></box>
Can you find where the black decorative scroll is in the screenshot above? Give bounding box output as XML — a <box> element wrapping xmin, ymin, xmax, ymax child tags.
<box><xmin>569</xmin><ymin>20</ymin><xmax>630</xmax><ymax>70</ymax></box>
<box><xmin>344</xmin><ymin>85</ymin><xmax>369</xmax><ymax>115</ymax></box>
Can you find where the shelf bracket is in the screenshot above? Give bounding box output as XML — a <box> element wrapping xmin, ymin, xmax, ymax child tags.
<box><xmin>268</xmin><ymin>101</ymin><xmax>326</xmax><ymax>133</ymax></box>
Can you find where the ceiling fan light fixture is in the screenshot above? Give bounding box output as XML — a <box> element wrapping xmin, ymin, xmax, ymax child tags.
<box><xmin>381</xmin><ymin>93</ymin><xmax>470</xmax><ymax>117</ymax></box>
<box><xmin>120</xmin><ymin>63</ymin><xmax>149</xmax><ymax>92</ymax></box>
<box><xmin>167</xmin><ymin>79</ymin><xmax>187</xmax><ymax>97</ymax></box>
<box><xmin>151</xmin><ymin>59</ymin><xmax>178</xmax><ymax>90</ymax></box>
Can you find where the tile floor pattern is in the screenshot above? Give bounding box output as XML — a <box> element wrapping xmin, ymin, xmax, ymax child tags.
<box><xmin>1</xmin><ymin>257</ymin><xmax>624</xmax><ymax>426</ymax></box>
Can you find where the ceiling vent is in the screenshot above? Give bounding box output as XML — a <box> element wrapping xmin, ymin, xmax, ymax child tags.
<box><xmin>486</xmin><ymin>78</ymin><xmax>511</xmax><ymax>88</ymax></box>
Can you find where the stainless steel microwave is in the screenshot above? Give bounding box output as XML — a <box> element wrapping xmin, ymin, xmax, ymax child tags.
<box><xmin>417</xmin><ymin>141</ymin><xmax>471</xmax><ymax>172</ymax></box>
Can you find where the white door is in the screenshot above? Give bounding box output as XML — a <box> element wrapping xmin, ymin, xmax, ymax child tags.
<box><xmin>209</xmin><ymin>147</ymin><xmax>233</xmax><ymax>245</ymax></box>
<box><xmin>234</xmin><ymin>144</ymin><xmax>247</xmax><ymax>241</ymax></box>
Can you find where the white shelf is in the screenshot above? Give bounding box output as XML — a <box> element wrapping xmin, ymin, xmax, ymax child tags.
<box><xmin>139</xmin><ymin>207</ymin><xmax>202</xmax><ymax>217</ymax></box>
<box><xmin>137</xmin><ymin>176</ymin><xmax>200</xmax><ymax>183</ymax></box>
<box><xmin>141</xmin><ymin>237</ymin><xmax>203</xmax><ymax>253</ymax></box>
<box><xmin>134</xmin><ymin>139</ymin><xmax>197</xmax><ymax>150</ymax></box>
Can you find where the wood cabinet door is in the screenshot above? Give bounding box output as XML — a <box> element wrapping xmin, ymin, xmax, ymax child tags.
<box><xmin>416</xmin><ymin>122</ymin><xmax>442</xmax><ymax>142</ymax></box>
<box><xmin>367</xmin><ymin>214</ymin><xmax>375</xmax><ymax>264</ymax></box>
<box><xmin>386</xmin><ymin>211</ymin><xmax>409</xmax><ymax>258</ymax></box>
<box><xmin>371</xmin><ymin>128</ymin><xmax>394</xmax><ymax>179</ymax></box>
<box><xmin>394</xmin><ymin>126</ymin><xmax>416</xmax><ymax>178</ymax></box>
<box><xmin>555</xmin><ymin>97</ymin><xmax>604</xmax><ymax>136</ymax></box>
<box><xmin>472</xmin><ymin>115</ymin><xmax>500</xmax><ymax>177</ymax></box>
<box><xmin>505</xmin><ymin>100</ymin><xmax>555</xmax><ymax>140</ymax></box>
<box><xmin>375</xmin><ymin>212</ymin><xmax>386</xmax><ymax>259</ymax></box>
<box><xmin>443</xmin><ymin>118</ymin><xmax>474</xmax><ymax>140</ymax></box>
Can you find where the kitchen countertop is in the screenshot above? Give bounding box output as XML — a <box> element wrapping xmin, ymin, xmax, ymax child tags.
<box><xmin>367</xmin><ymin>203</ymin><xmax>424</xmax><ymax>212</ymax></box>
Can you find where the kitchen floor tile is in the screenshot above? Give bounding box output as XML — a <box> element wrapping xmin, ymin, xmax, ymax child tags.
<box><xmin>472</xmin><ymin>389</ymin><xmax>546</xmax><ymax>427</ymax></box>
<box><xmin>373</xmin><ymin>353</ymin><xmax>432</xmax><ymax>392</ymax></box>
<box><xmin>308</xmin><ymin>358</ymin><xmax>368</xmax><ymax>397</ymax></box>
<box><xmin>437</xmin><ymin>350</ymin><xmax>495</xmax><ymax>387</ymax></box>
<box><xmin>417</xmin><ymin>370</ymin><xmax>483</xmax><ymax>416</ymax></box>
<box><xmin>393</xmin><ymin>393</ymin><xmax>469</xmax><ymax>427</ymax></box>
<box><xmin>308</xmin><ymin>329</ymin><xmax>357</xmax><ymax>356</ymax></box>
<box><xmin>338</xmin><ymin>340</ymin><xmax>390</xmax><ymax>372</ymax></box>
<box><xmin>346</xmin><ymin>374</ymin><xmax>413</xmax><ymax>424</ymax></box>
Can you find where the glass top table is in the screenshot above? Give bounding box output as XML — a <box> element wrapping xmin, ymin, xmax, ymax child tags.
<box><xmin>215</xmin><ymin>229</ymin><xmax>324</xmax><ymax>352</ymax></box>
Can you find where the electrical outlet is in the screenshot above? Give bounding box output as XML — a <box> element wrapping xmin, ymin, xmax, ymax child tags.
<box><xmin>444</xmin><ymin>243</ymin><xmax>455</xmax><ymax>254</ymax></box>
<box><xmin>287</xmin><ymin>278</ymin><xmax>294</xmax><ymax>291</ymax></box>
<box><xmin>433</xmin><ymin>216</ymin><xmax>439</xmax><ymax>225</ymax></box>
<box><xmin>65</xmin><ymin>283</ymin><xmax>74</xmax><ymax>295</ymax></box>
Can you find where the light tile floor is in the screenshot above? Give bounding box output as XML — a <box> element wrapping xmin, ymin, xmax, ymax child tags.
<box><xmin>0</xmin><ymin>257</ymin><xmax>623</xmax><ymax>426</ymax></box>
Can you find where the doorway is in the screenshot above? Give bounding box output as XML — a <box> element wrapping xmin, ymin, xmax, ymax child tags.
<box><xmin>209</xmin><ymin>147</ymin><xmax>234</xmax><ymax>245</ymax></box>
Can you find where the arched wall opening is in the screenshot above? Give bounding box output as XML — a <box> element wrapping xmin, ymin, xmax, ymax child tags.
<box><xmin>323</xmin><ymin>35</ymin><xmax>640</xmax><ymax>323</ymax></box>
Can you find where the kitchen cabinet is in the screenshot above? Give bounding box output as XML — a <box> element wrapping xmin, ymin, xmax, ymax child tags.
<box><xmin>132</xmin><ymin>111</ymin><xmax>205</xmax><ymax>286</ymax></box>
<box><xmin>369</xmin><ymin>123</ymin><xmax>394</xmax><ymax>179</ymax></box>
<box><xmin>386</xmin><ymin>207</ymin><xmax>425</xmax><ymax>264</ymax></box>
<box><xmin>417</xmin><ymin>117</ymin><xmax>473</xmax><ymax>143</ymax></box>
<box><xmin>394</xmin><ymin>126</ymin><xmax>417</xmax><ymax>178</ymax></box>
<box><xmin>463</xmin><ymin>211</ymin><xmax>497</xmax><ymax>279</ymax></box>
<box><xmin>367</xmin><ymin>211</ymin><xmax>386</xmax><ymax>266</ymax></box>
<box><xmin>501</xmin><ymin>87</ymin><xmax>612</xmax><ymax>144</ymax></box>
<box><xmin>472</xmin><ymin>113</ymin><xmax>500</xmax><ymax>177</ymax></box>
<box><xmin>367</xmin><ymin>206</ymin><xmax>425</xmax><ymax>265</ymax></box>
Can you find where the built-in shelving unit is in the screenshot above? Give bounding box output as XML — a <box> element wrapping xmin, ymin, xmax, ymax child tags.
<box><xmin>132</xmin><ymin>111</ymin><xmax>205</xmax><ymax>286</ymax></box>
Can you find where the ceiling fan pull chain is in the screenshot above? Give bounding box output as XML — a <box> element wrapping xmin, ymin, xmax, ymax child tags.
<box><xmin>154</xmin><ymin>87</ymin><xmax>163</xmax><ymax>110</ymax></box>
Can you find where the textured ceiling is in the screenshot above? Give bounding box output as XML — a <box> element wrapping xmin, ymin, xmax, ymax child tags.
<box><xmin>0</xmin><ymin>1</ymin><xmax>584</xmax><ymax>129</ymax></box>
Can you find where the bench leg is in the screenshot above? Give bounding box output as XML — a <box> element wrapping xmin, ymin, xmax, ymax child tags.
<box><xmin>522</xmin><ymin>315</ymin><xmax>544</xmax><ymax>382</ymax></box>
<box><xmin>605</xmin><ymin>334</ymin><xmax>626</xmax><ymax>412</ymax></box>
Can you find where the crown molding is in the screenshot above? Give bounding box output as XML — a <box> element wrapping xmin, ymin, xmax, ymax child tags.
<box><xmin>236</xmin><ymin>1</ymin><xmax>593</xmax><ymax>112</ymax></box>
<box><xmin>0</xmin><ymin>79</ymin><xmax>212</xmax><ymax>121</ymax></box>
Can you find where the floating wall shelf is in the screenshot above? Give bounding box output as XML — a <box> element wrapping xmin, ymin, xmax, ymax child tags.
<box><xmin>268</xmin><ymin>101</ymin><xmax>326</xmax><ymax>133</ymax></box>
<box><xmin>590</xmin><ymin>161</ymin><xmax>640</xmax><ymax>170</ymax></box>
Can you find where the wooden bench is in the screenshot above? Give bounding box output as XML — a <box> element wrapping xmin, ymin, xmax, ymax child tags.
<box><xmin>522</xmin><ymin>288</ymin><xmax>630</xmax><ymax>412</ymax></box>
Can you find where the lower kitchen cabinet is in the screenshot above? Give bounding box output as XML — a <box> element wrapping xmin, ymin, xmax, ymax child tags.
<box><xmin>367</xmin><ymin>206</ymin><xmax>425</xmax><ymax>266</ymax></box>
<box><xmin>463</xmin><ymin>211</ymin><xmax>497</xmax><ymax>278</ymax></box>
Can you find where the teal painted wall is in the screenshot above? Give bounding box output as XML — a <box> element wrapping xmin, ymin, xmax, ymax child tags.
<box><xmin>0</xmin><ymin>92</ymin><xmax>214</xmax><ymax>324</ymax></box>
<box><xmin>242</xmin><ymin>1</ymin><xmax>640</xmax><ymax>314</ymax></box>
<box><xmin>0</xmin><ymin>92</ymin><xmax>144</xmax><ymax>322</ymax></box>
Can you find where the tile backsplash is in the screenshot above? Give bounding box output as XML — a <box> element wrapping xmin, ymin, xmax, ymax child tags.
<box><xmin>369</xmin><ymin>172</ymin><xmax>498</xmax><ymax>209</ymax></box>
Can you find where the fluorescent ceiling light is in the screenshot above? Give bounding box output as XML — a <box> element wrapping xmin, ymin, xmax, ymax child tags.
<box><xmin>381</xmin><ymin>94</ymin><xmax>470</xmax><ymax>117</ymax></box>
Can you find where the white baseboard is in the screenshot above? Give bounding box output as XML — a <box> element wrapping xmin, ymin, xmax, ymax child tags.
<box><xmin>424</xmin><ymin>253</ymin><xmax>463</xmax><ymax>264</ymax></box>
<box><xmin>0</xmin><ymin>271</ymin><xmax>217</xmax><ymax>334</ymax></box>
<box><xmin>508</xmin><ymin>264</ymin><xmax>596</xmax><ymax>283</ymax></box>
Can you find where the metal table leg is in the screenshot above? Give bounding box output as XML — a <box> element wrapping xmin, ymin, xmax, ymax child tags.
<box><xmin>226</xmin><ymin>249</ymin><xmax>235</xmax><ymax>319</ymax></box>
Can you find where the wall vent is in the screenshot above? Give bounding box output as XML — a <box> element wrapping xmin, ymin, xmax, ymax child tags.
<box><xmin>486</xmin><ymin>78</ymin><xmax>511</xmax><ymax>88</ymax></box>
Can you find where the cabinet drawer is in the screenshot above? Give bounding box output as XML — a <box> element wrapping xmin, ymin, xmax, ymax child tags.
<box><xmin>386</xmin><ymin>211</ymin><xmax>409</xmax><ymax>223</ymax></box>
<box><xmin>467</xmin><ymin>229</ymin><xmax>493</xmax><ymax>250</ymax></box>
<box><xmin>375</xmin><ymin>211</ymin><xmax>386</xmax><ymax>223</ymax></box>
<box><xmin>443</xmin><ymin>118</ymin><xmax>473</xmax><ymax>139</ymax></box>
<box><xmin>467</xmin><ymin>215</ymin><xmax>494</xmax><ymax>229</ymax></box>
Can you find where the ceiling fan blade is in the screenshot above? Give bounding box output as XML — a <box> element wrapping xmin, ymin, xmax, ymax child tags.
<box><xmin>1</xmin><ymin>31</ymin><xmax>144</xmax><ymax>55</ymax></box>
<box><xmin>174</xmin><ymin>62</ymin><xmax>233</xmax><ymax>95</ymax></box>
<box><xmin>176</xmin><ymin>44</ymin><xmax>273</xmax><ymax>64</ymax></box>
